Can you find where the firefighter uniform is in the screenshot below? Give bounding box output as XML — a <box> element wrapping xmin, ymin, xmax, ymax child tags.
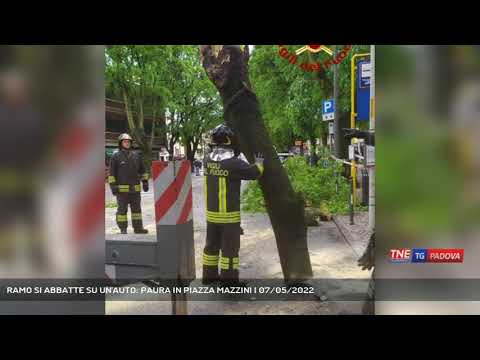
<box><xmin>108</xmin><ymin>134</ymin><xmax>149</xmax><ymax>234</ymax></box>
<box><xmin>202</xmin><ymin>147</ymin><xmax>264</xmax><ymax>284</ymax></box>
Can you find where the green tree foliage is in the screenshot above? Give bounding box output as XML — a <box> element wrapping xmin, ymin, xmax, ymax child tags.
<box><xmin>242</xmin><ymin>155</ymin><xmax>366</xmax><ymax>215</ymax></box>
<box><xmin>105</xmin><ymin>45</ymin><xmax>222</xmax><ymax>167</ymax></box>
<box><xmin>249</xmin><ymin>45</ymin><xmax>370</xmax><ymax>154</ymax></box>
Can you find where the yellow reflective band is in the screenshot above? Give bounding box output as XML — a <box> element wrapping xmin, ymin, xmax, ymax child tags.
<box><xmin>207</xmin><ymin>215</ymin><xmax>241</xmax><ymax>220</ymax></box>
<box><xmin>116</xmin><ymin>215</ymin><xmax>128</xmax><ymax>222</ymax></box>
<box><xmin>206</xmin><ymin>215</ymin><xmax>241</xmax><ymax>220</ymax></box>
<box><xmin>203</xmin><ymin>258</ymin><xmax>219</xmax><ymax>263</ymax></box>
<box><xmin>220</xmin><ymin>263</ymin><xmax>230</xmax><ymax>270</ymax></box>
<box><xmin>232</xmin><ymin>258</ymin><xmax>239</xmax><ymax>263</ymax></box>
<box><xmin>118</xmin><ymin>185</ymin><xmax>130</xmax><ymax>193</ymax></box>
<box><xmin>233</xmin><ymin>264</ymin><xmax>239</xmax><ymax>270</ymax></box>
<box><xmin>135</xmin><ymin>184</ymin><xmax>141</xmax><ymax>192</ymax></box>
<box><xmin>222</xmin><ymin>178</ymin><xmax>227</xmax><ymax>212</ymax></box>
<box><xmin>207</xmin><ymin>211</ymin><xmax>240</xmax><ymax>217</ymax></box>
<box><xmin>141</xmin><ymin>173</ymin><xmax>149</xmax><ymax>180</ymax></box>
<box><xmin>108</xmin><ymin>176</ymin><xmax>116</xmax><ymax>184</ymax></box>
<box><xmin>204</xmin><ymin>263</ymin><xmax>219</xmax><ymax>267</ymax></box>
<box><xmin>203</xmin><ymin>254</ymin><xmax>219</xmax><ymax>260</ymax></box>
<box><xmin>203</xmin><ymin>259</ymin><xmax>219</xmax><ymax>264</ymax></box>
<box><xmin>207</xmin><ymin>217</ymin><xmax>241</xmax><ymax>224</ymax></box>
<box><xmin>207</xmin><ymin>215</ymin><xmax>241</xmax><ymax>221</ymax></box>
<box><xmin>256</xmin><ymin>164</ymin><xmax>264</xmax><ymax>176</ymax></box>
<box><xmin>131</xmin><ymin>213</ymin><xmax>142</xmax><ymax>220</ymax></box>
<box><xmin>218</xmin><ymin>177</ymin><xmax>225</xmax><ymax>213</ymax></box>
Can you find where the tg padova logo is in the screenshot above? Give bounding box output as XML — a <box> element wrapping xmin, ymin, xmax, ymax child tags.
<box><xmin>389</xmin><ymin>248</ymin><xmax>464</xmax><ymax>263</ymax></box>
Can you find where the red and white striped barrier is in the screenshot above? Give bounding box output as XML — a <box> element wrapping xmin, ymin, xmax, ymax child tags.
<box><xmin>152</xmin><ymin>160</ymin><xmax>193</xmax><ymax>226</ymax></box>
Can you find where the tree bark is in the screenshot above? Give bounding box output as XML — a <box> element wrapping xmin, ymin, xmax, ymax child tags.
<box><xmin>309</xmin><ymin>137</ymin><xmax>318</xmax><ymax>166</ymax></box>
<box><xmin>200</xmin><ymin>45</ymin><xmax>313</xmax><ymax>281</ymax></box>
<box><xmin>122</xmin><ymin>88</ymin><xmax>136</xmax><ymax>133</ymax></box>
<box><xmin>185</xmin><ymin>138</ymin><xmax>195</xmax><ymax>172</ymax></box>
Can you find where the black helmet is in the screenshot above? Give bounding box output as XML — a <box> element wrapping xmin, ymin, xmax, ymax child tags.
<box><xmin>210</xmin><ymin>124</ymin><xmax>235</xmax><ymax>146</ymax></box>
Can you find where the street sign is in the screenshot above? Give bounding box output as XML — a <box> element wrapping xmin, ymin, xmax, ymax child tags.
<box><xmin>360</xmin><ymin>62</ymin><xmax>371</xmax><ymax>88</ymax></box>
<box><xmin>356</xmin><ymin>60</ymin><xmax>371</xmax><ymax>121</ymax></box>
<box><xmin>322</xmin><ymin>99</ymin><xmax>335</xmax><ymax>121</ymax></box>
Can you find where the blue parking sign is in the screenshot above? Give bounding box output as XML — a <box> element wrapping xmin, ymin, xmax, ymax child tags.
<box><xmin>322</xmin><ymin>99</ymin><xmax>335</xmax><ymax>121</ymax></box>
<box><xmin>323</xmin><ymin>99</ymin><xmax>335</xmax><ymax>114</ymax></box>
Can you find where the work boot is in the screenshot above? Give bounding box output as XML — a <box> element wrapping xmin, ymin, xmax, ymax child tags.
<box><xmin>134</xmin><ymin>228</ymin><xmax>148</xmax><ymax>234</ymax></box>
<box><xmin>120</xmin><ymin>229</ymin><xmax>127</xmax><ymax>234</ymax></box>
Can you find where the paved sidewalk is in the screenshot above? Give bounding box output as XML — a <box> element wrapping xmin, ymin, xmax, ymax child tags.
<box><xmin>105</xmin><ymin>177</ymin><xmax>372</xmax><ymax>315</ymax></box>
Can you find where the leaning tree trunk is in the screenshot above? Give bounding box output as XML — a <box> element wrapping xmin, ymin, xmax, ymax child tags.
<box><xmin>200</xmin><ymin>45</ymin><xmax>313</xmax><ymax>281</ymax></box>
<box><xmin>185</xmin><ymin>139</ymin><xmax>195</xmax><ymax>172</ymax></box>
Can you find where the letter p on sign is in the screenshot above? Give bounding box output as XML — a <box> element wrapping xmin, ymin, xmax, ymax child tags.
<box><xmin>322</xmin><ymin>99</ymin><xmax>335</xmax><ymax>121</ymax></box>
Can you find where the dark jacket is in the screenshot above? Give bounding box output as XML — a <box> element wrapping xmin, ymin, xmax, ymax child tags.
<box><xmin>108</xmin><ymin>149</ymin><xmax>148</xmax><ymax>194</ymax></box>
<box><xmin>203</xmin><ymin>151</ymin><xmax>263</xmax><ymax>224</ymax></box>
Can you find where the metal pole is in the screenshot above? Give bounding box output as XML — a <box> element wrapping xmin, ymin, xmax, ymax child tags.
<box><xmin>349</xmin><ymin>177</ymin><xmax>354</xmax><ymax>225</ymax></box>
<box><xmin>333</xmin><ymin>45</ymin><xmax>340</xmax><ymax>158</ymax></box>
<box><xmin>368</xmin><ymin>45</ymin><xmax>375</xmax><ymax>231</ymax></box>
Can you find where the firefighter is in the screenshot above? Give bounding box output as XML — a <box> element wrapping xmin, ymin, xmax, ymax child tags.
<box><xmin>108</xmin><ymin>133</ymin><xmax>149</xmax><ymax>234</ymax></box>
<box><xmin>202</xmin><ymin>124</ymin><xmax>264</xmax><ymax>286</ymax></box>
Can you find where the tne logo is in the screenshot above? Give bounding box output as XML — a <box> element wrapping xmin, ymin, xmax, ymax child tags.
<box><xmin>389</xmin><ymin>248</ymin><xmax>465</xmax><ymax>263</ymax></box>
<box><xmin>389</xmin><ymin>249</ymin><xmax>411</xmax><ymax>263</ymax></box>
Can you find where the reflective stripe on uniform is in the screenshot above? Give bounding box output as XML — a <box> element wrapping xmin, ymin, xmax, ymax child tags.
<box><xmin>206</xmin><ymin>210</ymin><xmax>240</xmax><ymax>223</ymax></box>
<box><xmin>117</xmin><ymin>184</ymin><xmax>141</xmax><ymax>192</ymax></box>
<box><xmin>118</xmin><ymin>185</ymin><xmax>130</xmax><ymax>193</ymax></box>
<box><xmin>232</xmin><ymin>257</ymin><xmax>240</xmax><ymax>270</ymax></box>
<box><xmin>220</xmin><ymin>256</ymin><xmax>240</xmax><ymax>270</ymax></box>
<box><xmin>218</xmin><ymin>177</ymin><xmax>227</xmax><ymax>213</ymax></box>
<box><xmin>203</xmin><ymin>252</ymin><xmax>219</xmax><ymax>266</ymax></box>
<box><xmin>220</xmin><ymin>256</ymin><xmax>230</xmax><ymax>270</ymax></box>
<box><xmin>220</xmin><ymin>256</ymin><xmax>239</xmax><ymax>270</ymax></box>
<box><xmin>108</xmin><ymin>176</ymin><xmax>116</xmax><ymax>184</ymax></box>
<box><xmin>116</xmin><ymin>214</ymin><xmax>128</xmax><ymax>222</ymax></box>
<box><xmin>207</xmin><ymin>218</ymin><xmax>241</xmax><ymax>224</ymax></box>
<box><xmin>141</xmin><ymin>173</ymin><xmax>149</xmax><ymax>181</ymax></box>
<box><xmin>131</xmin><ymin>213</ymin><xmax>142</xmax><ymax>220</ymax></box>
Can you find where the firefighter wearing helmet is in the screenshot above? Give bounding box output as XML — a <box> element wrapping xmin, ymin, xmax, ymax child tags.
<box><xmin>202</xmin><ymin>124</ymin><xmax>264</xmax><ymax>286</ymax></box>
<box><xmin>108</xmin><ymin>133</ymin><xmax>149</xmax><ymax>234</ymax></box>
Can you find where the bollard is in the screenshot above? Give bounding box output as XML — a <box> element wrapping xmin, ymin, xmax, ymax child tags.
<box><xmin>152</xmin><ymin>160</ymin><xmax>195</xmax><ymax>315</ymax></box>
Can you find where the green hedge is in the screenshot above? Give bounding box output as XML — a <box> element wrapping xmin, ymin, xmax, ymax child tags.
<box><xmin>242</xmin><ymin>155</ymin><xmax>365</xmax><ymax>215</ymax></box>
